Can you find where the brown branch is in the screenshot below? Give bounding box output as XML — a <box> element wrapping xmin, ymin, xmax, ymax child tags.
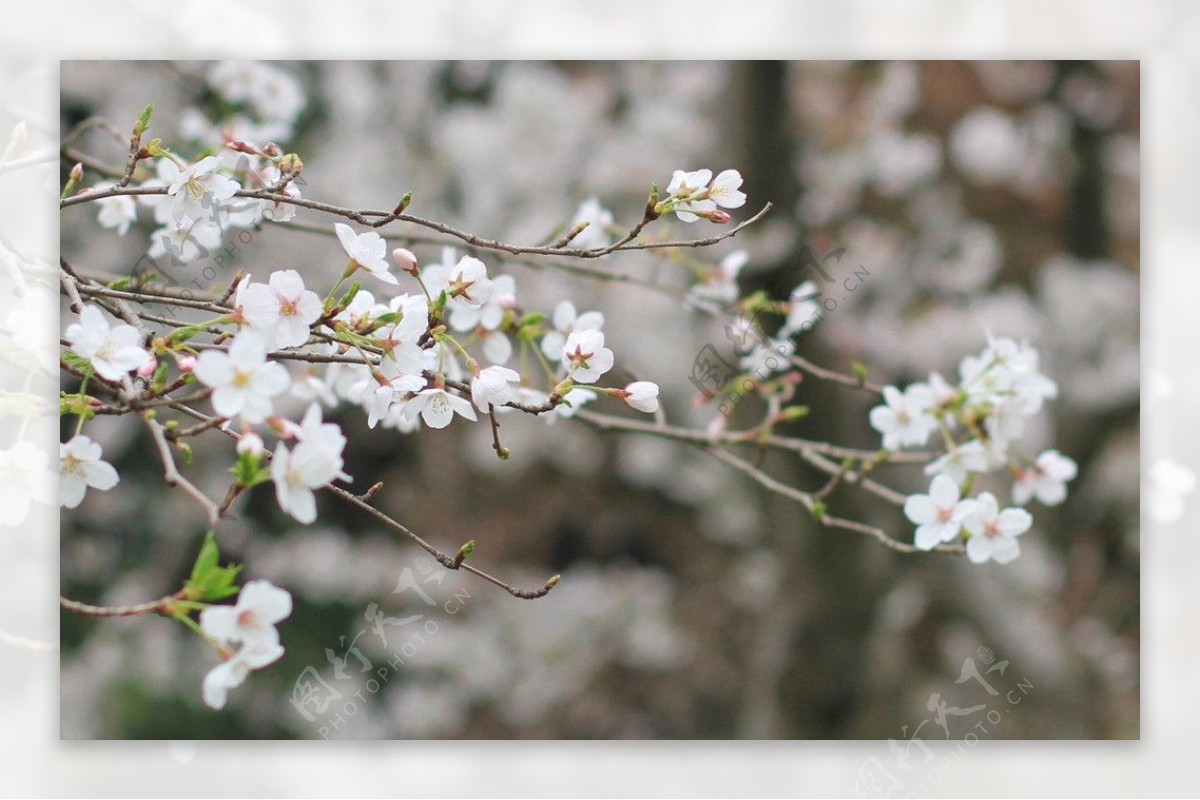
<box><xmin>788</xmin><ymin>353</ymin><xmax>884</xmax><ymax>395</ymax></box>
<box><xmin>60</xmin><ymin>183</ymin><xmax>772</xmax><ymax>262</ymax></box>
<box><xmin>143</xmin><ymin>414</ymin><xmax>223</xmax><ymax>527</ymax></box>
<box><xmin>60</xmin><ymin>588</ymin><xmax>187</xmax><ymax>618</ymax></box>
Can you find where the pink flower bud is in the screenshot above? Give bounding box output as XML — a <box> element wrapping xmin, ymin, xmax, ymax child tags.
<box><xmin>392</xmin><ymin>247</ymin><xmax>419</xmax><ymax>275</ymax></box>
<box><xmin>177</xmin><ymin>355</ymin><xmax>197</xmax><ymax>373</ymax></box>
<box><xmin>137</xmin><ymin>357</ymin><xmax>157</xmax><ymax>377</ymax></box>
<box><xmin>701</xmin><ymin>209</ymin><xmax>733</xmax><ymax>224</ymax></box>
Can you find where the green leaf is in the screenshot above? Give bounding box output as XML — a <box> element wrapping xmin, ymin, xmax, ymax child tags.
<box><xmin>60</xmin><ymin>349</ymin><xmax>94</xmax><ymax>376</ymax></box>
<box><xmin>134</xmin><ymin>102</ymin><xmax>154</xmax><ymax>137</ymax></box>
<box><xmin>185</xmin><ymin>532</ymin><xmax>243</xmax><ymax>602</ymax></box>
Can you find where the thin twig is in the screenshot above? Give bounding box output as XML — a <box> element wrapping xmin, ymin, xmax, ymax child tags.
<box><xmin>143</xmin><ymin>414</ymin><xmax>222</xmax><ymax>527</ymax></box>
<box><xmin>60</xmin><ymin>589</ymin><xmax>187</xmax><ymax>618</ymax></box>
<box><xmin>789</xmin><ymin>353</ymin><xmax>884</xmax><ymax>395</ymax></box>
<box><xmin>61</xmin><ymin>183</ymin><xmax>772</xmax><ymax>261</ymax></box>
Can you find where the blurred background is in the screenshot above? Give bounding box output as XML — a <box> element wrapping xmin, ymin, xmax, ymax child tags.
<box><xmin>59</xmin><ymin>60</ymin><xmax>1139</xmax><ymax>740</ymax></box>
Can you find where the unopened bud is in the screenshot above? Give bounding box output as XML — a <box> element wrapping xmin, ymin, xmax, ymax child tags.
<box><xmin>392</xmin><ymin>247</ymin><xmax>419</xmax><ymax>275</ymax></box>
<box><xmin>701</xmin><ymin>209</ymin><xmax>733</xmax><ymax>224</ymax></box>
<box><xmin>278</xmin><ymin>152</ymin><xmax>302</xmax><ymax>174</ymax></box>
<box><xmin>69</xmin><ymin>162</ymin><xmax>84</xmax><ymax>182</ymax></box>
<box><xmin>137</xmin><ymin>357</ymin><xmax>157</xmax><ymax>378</ymax></box>
<box><xmin>177</xmin><ymin>355</ymin><xmax>197</xmax><ymax>373</ymax></box>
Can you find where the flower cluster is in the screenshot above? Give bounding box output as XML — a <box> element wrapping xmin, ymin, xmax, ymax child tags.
<box><xmin>869</xmin><ymin>336</ymin><xmax>1077</xmax><ymax>563</ymax></box>
<box><xmin>655</xmin><ymin>168</ymin><xmax>746</xmax><ymax>223</ymax></box>
<box><xmin>199</xmin><ymin>580</ymin><xmax>293</xmax><ymax>709</ymax></box>
<box><xmin>63</xmin><ymin>208</ymin><xmax>662</xmax><ymax>523</ymax></box>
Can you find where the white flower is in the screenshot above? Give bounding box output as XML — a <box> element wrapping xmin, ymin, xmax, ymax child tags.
<box><xmin>64</xmin><ymin>304</ymin><xmax>151</xmax><ymax>382</ymax></box>
<box><xmin>1146</xmin><ymin>457</ymin><xmax>1197</xmax><ymax>524</ymax></box>
<box><xmin>166</xmin><ymin>155</ymin><xmax>239</xmax><ymax>225</ymax></box>
<box><xmin>148</xmin><ymin>218</ymin><xmax>224</xmax><ymax>264</ymax></box>
<box><xmin>923</xmin><ymin>439</ymin><xmax>1000</xmax><ymax>484</ymax></box>
<box><xmin>193</xmin><ymin>333</ymin><xmax>290</xmax><ymax>424</ymax></box>
<box><xmin>0</xmin><ymin>441</ymin><xmax>55</xmax><ymax>526</ymax></box>
<box><xmin>707</xmin><ymin>169</ymin><xmax>747</xmax><ymax>209</ymax></box>
<box><xmin>292</xmin><ymin>403</ymin><xmax>351</xmax><ymax>462</ymax></box>
<box><xmin>779</xmin><ymin>280</ymin><xmax>821</xmax><ymax>336</ymax></box>
<box><xmin>445</xmin><ymin>256</ymin><xmax>496</xmax><ymax>311</ymax></box>
<box><xmin>666</xmin><ymin>168</ymin><xmax>717</xmax><ymax>222</ymax></box>
<box><xmin>622</xmin><ymin>381</ymin><xmax>660</xmax><ymax>413</ymax></box>
<box><xmin>1012</xmin><ymin>449</ymin><xmax>1077</xmax><ymax>506</ymax></box>
<box><xmin>471</xmin><ymin>366</ymin><xmax>521</xmax><ymax>412</ymax></box>
<box><xmin>569</xmin><ymin>197</ymin><xmax>614</xmax><ymax>249</ymax></box>
<box><xmin>200</xmin><ymin>579</ymin><xmax>293</xmax><ymax>649</ymax></box>
<box><xmin>904</xmin><ymin>474</ymin><xmax>974</xmax><ymax>550</ymax></box>
<box><xmin>740</xmin><ymin>336</ymin><xmax>794</xmax><ymax>376</ymax></box>
<box><xmin>869</xmin><ymin>384</ymin><xmax>938</xmax><ymax>450</ymax></box>
<box><xmin>377</xmin><ymin>293</ymin><xmax>430</xmax><ymax>377</ymax></box>
<box><xmin>962</xmin><ymin>492</ymin><xmax>1032</xmax><ymax>564</ymax></box>
<box><xmin>561</xmin><ymin>329</ymin><xmax>614</xmax><ymax>384</ymax></box>
<box><xmin>334</xmin><ymin>223</ymin><xmax>395</xmax><ymax>285</ymax></box>
<box><xmin>449</xmin><ymin>274</ymin><xmax>513</xmax><ymax>332</ymax></box>
<box><xmin>689</xmin><ymin>250</ymin><xmax>747</xmax><ymax>307</ymax></box>
<box><xmin>271</xmin><ymin>432</ymin><xmax>349</xmax><ymax>524</ymax></box>
<box><xmin>404</xmin><ymin>387</ymin><xmax>478</xmax><ymax>430</ymax></box>
<box><xmin>239</xmin><ymin>270</ymin><xmax>322</xmax><ymax>349</ymax></box>
<box><xmin>60</xmin><ymin>435</ymin><xmax>119</xmax><ymax>509</ymax></box>
<box><xmin>202</xmin><ymin>640</ymin><xmax>285</xmax><ymax>710</ymax></box>
<box><xmin>94</xmin><ymin>183</ymin><xmax>137</xmax><ymax>235</ymax></box>
<box><xmin>540</xmin><ymin>300</ymin><xmax>605</xmax><ymax>360</ymax></box>
<box><xmin>366</xmin><ymin>372</ymin><xmax>427</xmax><ymax>429</ymax></box>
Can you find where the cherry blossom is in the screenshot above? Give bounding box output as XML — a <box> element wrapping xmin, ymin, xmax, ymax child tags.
<box><xmin>779</xmin><ymin>280</ymin><xmax>821</xmax><ymax>336</ymax></box>
<box><xmin>376</xmin><ymin>294</ymin><xmax>430</xmax><ymax>377</ymax></box>
<box><xmin>471</xmin><ymin>365</ymin><xmax>521</xmax><ymax>411</ymax></box>
<box><xmin>569</xmin><ymin>197</ymin><xmax>614</xmax><ymax>249</ymax></box>
<box><xmin>238</xmin><ymin>270</ymin><xmax>323</xmax><ymax>349</ymax></box>
<box><xmin>202</xmin><ymin>640</ymin><xmax>285</xmax><ymax>710</ymax></box>
<box><xmin>64</xmin><ymin>304</ymin><xmax>152</xmax><ymax>382</ymax></box>
<box><xmin>923</xmin><ymin>439</ymin><xmax>997</xmax><ymax>484</ymax></box>
<box><xmin>689</xmin><ymin>249</ymin><xmax>747</xmax><ymax>307</ymax></box>
<box><xmin>272</xmin><ymin>428</ymin><xmax>350</xmax><ymax>523</ymax></box>
<box><xmin>444</xmin><ymin>256</ymin><xmax>496</xmax><ymax>312</ymax></box>
<box><xmin>868</xmin><ymin>384</ymin><xmax>937</xmax><ymax>450</ymax></box>
<box><xmin>904</xmin><ymin>474</ymin><xmax>975</xmax><ymax>550</ymax></box>
<box><xmin>199</xmin><ymin>579</ymin><xmax>293</xmax><ymax>649</ymax></box>
<box><xmin>193</xmin><ymin>332</ymin><xmax>291</xmax><ymax>424</ymax></box>
<box><xmin>60</xmin><ymin>435</ymin><xmax>120</xmax><ymax>509</ymax></box>
<box><xmin>165</xmin><ymin>155</ymin><xmax>239</xmax><ymax>225</ymax></box>
<box><xmin>147</xmin><ymin>218</ymin><xmax>224</xmax><ymax>264</ymax></box>
<box><xmin>620</xmin><ymin>381</ymin><xmax>660</xmax><ymax>413</ymax></box>
<box><xmin>449</xmin><ymin>273</ymin><xmax>513</xmax><ymax>333</ymax></box>
<box><xmin>707</xmin><ymin>169</ymin><xmax>747</xmax><ymax>209</ymax></box>
<box><xmin>404</xmin><ymin>387</ymin><xmax>478</xmax><ymax>429</ymax></box>
<box><xmin>540</xmin><ymin>300</ymin><xmax>605</xmax><ymax>360</ymax></box>
<box><xmin>1012</xmin><ymin>449</ymin><xmax>1078</xmax><ymax>506</ymax></box>
<box><xmin>335</xmin><ymin>223</ymin><xmax>395</xmax><ymax>284</ymax></box>
<box><xmin>561</xmin><ymin>329</ymin><xmax>614</xmax><ymax>385</ymax></box>
<box><xmin>962</xmin><ymin>492</ymin><xmax>1032</xmax><ymax>564</ymax></box>
<box><xmin>93</xmin><ymin>182</ymin><xmax>137</xmax><ymax>235</ymax></box>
